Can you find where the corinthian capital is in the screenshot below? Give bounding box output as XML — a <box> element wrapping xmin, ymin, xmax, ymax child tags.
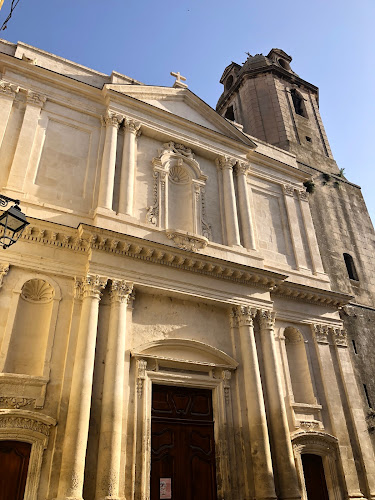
<box><xmin>75</xmin><ymin>275</ymin><xmax>107</xmax><ymax>300</ymax></box>
<box><xmin>236</xmin><ymin>161</ymin><xmax>250</xmax><ymax>176</ymax></box>
<box><xmin>313</xmin><ymin>324</ymin><xmax>329</xmax><ymax>344</ymax></box>
<box><xmin>102</xmin><ymin>111</ymin><xmax>123</xmax><ymax>128</ymax></box>
<box><xmin>124</xmin><ymin>117</ymin><xmax>141</xmax><ymax>136</ymax></box>
<box><xmin>237</xmin><ymin>305</ymin><xmax>257</xmax><ymax>327</ymax></box>
<box><xmin>258</xmin><ymin>309</ymin><xmax>276</xmax><ymax>329</ymax></box>
<box><xmin>26</xmin><ymin>90</ymin><xmax>47</xmax><ymax>107</ymax></box>
<box><xmin>215</xmin><ymin>155</ymin><xmax>236</xmax><ymax>171</ymax></box>
<box><xmin>110</xmin><ymin>280</ymin><xmax>133</xmax><ymax>303</ymax></box>
<box><xmin>0</xmin><ymin>81</ymin><xmax>19</xmax><ymax>99</ymax></box>
<box><xmin>330</xmin><ymin>326</ymin><xmax>347</xmax><ymax>347</ymax></box>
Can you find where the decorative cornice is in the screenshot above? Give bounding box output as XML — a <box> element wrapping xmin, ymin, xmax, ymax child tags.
<box><xmin>110</xmin><ymin>280</ymin><xmax>133</xmax><ymax>303</ymax></box>
<box><xmin>272</xmin><ymin>282</ymin><xmax>352</xmax><ymax>309</ymax></box>
<box><xmin>258</xmin><ymin>309</ymin><xmax>276</xmax><ymax>329</ymax></box>
<box><xmin>26</xmin><ymin>90</ymin><xmax>47</xmax><ymax>107</ymax></box>
<box><xmin>101</xmin><ymin>111</ymin><xmax>123</xmax><ymax>128</ymax></box>
<box><xmin>215</xmin><ymin>155</ymin><xmax>236</xmax><ymax>170</ymax></box>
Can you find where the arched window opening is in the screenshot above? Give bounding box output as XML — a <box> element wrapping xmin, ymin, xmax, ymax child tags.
<box><xmin>343</xmin><ymin>253</ymin><xmax>359</xmax><ymax>281</ymax></box>
<box><xmin>278</xmin><ymin>58</ymin><xmax>290</xmax><ymax>71</ymax></box>
<box><xmin>225</xmin><ymin>75</ymin><xmax>234</xmax><ymax>91</ymax></box>
<box><xmin>284</xmin><ymin>327</ymin><xmax>316</xmax><ymax>404</ymax></box>
<box><xmin>224</xmin><ymin>106</ymin><xmax>235</xmax><ymax>121</ymax></box>
<box><xmin>290</xmin><ymin>89</ymin><xmax>307</xmax><ymax>117</ymax></box>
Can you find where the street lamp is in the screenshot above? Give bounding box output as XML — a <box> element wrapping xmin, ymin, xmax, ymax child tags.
<box><xmin>0</xmin><ymin>195</ymin><xmax>29</xmax><ymax>249</ymax></box>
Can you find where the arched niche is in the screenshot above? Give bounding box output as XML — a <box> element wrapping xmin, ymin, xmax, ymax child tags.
<box><xmin>284</xmin><ymin>327</ymin><xmax>316</xmax><ymax>405</ymax></box>
<box><xmin>147</xmin><ymin>142</ymin><xmax>211</xmax><ymax>251</ymax></box>
<box><xmin>0</xmin><ymin>274</ymin><xmax>61</xmax><ymax>408</ymax></box>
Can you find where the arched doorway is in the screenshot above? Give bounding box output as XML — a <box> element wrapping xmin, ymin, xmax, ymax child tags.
<box><xmin>0</xmin><ymin>440</ymin><xmax>31</xmax><ymax>500</ymax></box>
<box><xmin>301</xmin><ymin>453</ymin><xmax>329</xmax><ymax>500</ymax></box>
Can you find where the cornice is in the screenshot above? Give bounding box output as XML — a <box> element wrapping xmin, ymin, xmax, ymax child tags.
<box><xmin>272</xmin><ymin>281</ymin><xmax>353</xmax><ymax>309</ymax></box>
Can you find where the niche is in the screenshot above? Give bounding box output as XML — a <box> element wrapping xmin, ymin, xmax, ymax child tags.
<box><xmin>168</xmin><ymin>162</ymin><xmax>194</xmax><ymax>233</ymax></box>
<box><xmin>284</xmin><ymin>327</ymin><xmax>316</xmax><ymax>404</ymax></box>
<box><xmin>4</xmin><ymin>279</ymin><xmax>55</xmax><ymax>376</ymax></box>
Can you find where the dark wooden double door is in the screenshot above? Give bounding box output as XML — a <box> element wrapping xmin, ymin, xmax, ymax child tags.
<box><xmin>302</xmin><ymin>453</ymin><xmax>329</xmax><ymax>500</ymax></box>
<box><xmin>0</xmin><ymin>440</ymin><xmax>31</xmax><ymax>500</ymax></box>
<box><xmin>151</xmin><ymin>385</ymin><xmax>217</xmax><ymax>500</ymax></box>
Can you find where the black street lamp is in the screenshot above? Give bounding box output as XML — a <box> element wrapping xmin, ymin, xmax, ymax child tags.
<box><xmin>0</xmin><ymin>195</ymin><xmax>29</xmax><ymax>249</ymax></box>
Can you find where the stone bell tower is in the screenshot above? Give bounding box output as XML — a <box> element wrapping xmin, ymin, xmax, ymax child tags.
<box><xmin>216</xmin><ymin>48</ymin><xmax>338</xmax><ymax>172</ymax></box>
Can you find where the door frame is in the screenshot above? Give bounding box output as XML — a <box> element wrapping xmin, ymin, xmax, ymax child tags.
<box><xmin>132</xmin><ymin>341</ymin><xmax>238</xmax><ymax>500</ymax></box>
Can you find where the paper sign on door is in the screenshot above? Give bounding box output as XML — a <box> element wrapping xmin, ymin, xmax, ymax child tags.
<box><xmin>160</xmin><ymin>478</ymin><xmax>171</xmax><ymax>499</ymax></box>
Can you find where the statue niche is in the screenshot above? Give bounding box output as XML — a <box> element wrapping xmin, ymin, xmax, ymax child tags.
<box><xmin>147</xmin><ymin>142</ymin><xmax>211</xmax><ymax>251</ymax></box>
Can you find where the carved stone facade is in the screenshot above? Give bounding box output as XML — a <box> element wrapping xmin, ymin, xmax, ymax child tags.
<box><xmin>0</xmin><ymin>40</ymin><xmax>374</xmax><ymax>500</ymax></box>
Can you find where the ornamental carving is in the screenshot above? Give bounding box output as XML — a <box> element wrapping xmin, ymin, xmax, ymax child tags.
<box><xmin>258</xmin><ymin>309</ymin><xmax>276</xmax><ymax>329</ymax></box>
<box><xmin>146</xmin><ymin>171</ymin><xmax>160</xmax><ymax>225</ymax></box>
<box><xmin>0</xmin><ymin>415</ymin><xmax>50</xmax><ymax>436</ymax></box>
<box><xmin>299</xmin><ymin>421</ymin><xmax>320</xmax><ymax>431</ymax></box>
<box><xmin>0</xmin><ymin>262</ymin><xmax>9</xmax><ymax>288</ymax></box>
<box><xmin>101</xmin><ymin>111</ymin><xmax>123</xmax><ymax>128</ymax></box>
<box><xmin>236</xmin><ymin>160</ymin><xmax>250</xmax><ymax>176</ymax></box>
<box><xmin>26</xmin><ymin>90</ymin><xmax>47</xmax><ymax>107</ymax></box>
<box><xmin>0</xmin><ymin>397</ymin><xmax>34</xmax><ymax>409</ymax></box>
<box><xmin>215</xmin><ymin>155</ymin><xmax>236</xmax><ymax>170</ymax></box>
<box><xmin>110</xmin><ymin>280</ymin><xmax>133</xmax><ymax>303</ymax></box>
<box><xmin>0</xmin><ymin>80</ymin><xmax>19</xmax><ymax>98</ymax></box>
<box><xmin>331</xmin><ymin>327</ymin><xmax>347</xmax><ymax>347</ymax></box>
<box><xmin>222</xmin><ymin>370</ymin><xmax>232</xmax><ymax>405</ymax></box>
<box><xmin>75</xmin><ymin>275</ymin><xmax>107</xmax><ymax>300</ymax></box>
<box><xmin>230</xmin><ymin>308</ymin><xmax>240</xmax><ymax>328</ymax></box>
<box><xmin>169</xmin><ymin>163</ymin><xmax>191</xmax><ymax>184</ymax></box>
<box><xmin>124</xmin><ymin>117</ymin><xmax>141</xmax><ymax>135</ymax></box>
<box><xmin>298</xmin><ymin>189</ymin><xmax>308</xmax><ymax>201</ymax></box>
<box><xmin>137</xmin><ymin>359</ymin><xmax>147</xmax><ymax>398</ymax></box>
<box><xmin>161</xmin><ymin>141</ymin><xmax>194</xmax><ymax>158</ymax></box>
<box><xmin>165</xmin><ymin>230</ymin><xmax>208</xmax><ymax>252</ymax></box>
<box><xmin>313</xmin><ymin>324</ymin><xmax>329</xmax><ymax>344</ymax></box>
<box><xmin>21</xmin><ymin>279</ymin><xmax>55</xmax><ymax>303</ymax></box>
<box><xmin>237</xmin><ymin>305</ymin><xmax>257</xmax><ymax>327</ymax></box>
<box><xmin>200</xmin><ymin>187</ymin><xmax>212</xmax><ymax>240</ymax></box>
<box><xmin>283</xmin><ymin>184</ymin><xmax>295</xmax><ymax>197</ymax></box>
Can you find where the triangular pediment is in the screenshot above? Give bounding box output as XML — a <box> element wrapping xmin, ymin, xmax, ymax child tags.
<box><xmin>105</xmin><ymin>84</ymin><xmax>256</xmax><ymax>147</ymax></box>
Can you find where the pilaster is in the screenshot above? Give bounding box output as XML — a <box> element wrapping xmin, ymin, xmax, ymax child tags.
<box><xmin>7</xmin><ymin>90</ymin><xmax>46</xmax><ymax>194</ymax></box>
<box><xmin>236</xmin><ymin>161</ymin><xmax>256</xmax><ymax>250</ymax></box>
<box><xmin>56</xmin><ymin>275</ymin><xmax>107</xmax><ymax>500</ymax></box>
<box><xmin>97</xmin><ymin>111</ymin><xmax>123</xmax><ymax>211</ymax></box>
<box><xmin>216</xmin><ymin>155</ymin><xmax>241</xmax><ymax>247</ymax></box>
<box><xmin>0</xmin><ymin>81</ymin><xmax>19</xmax><ymax>151</ymax></box>
<box><xmin>118</xmin><ymin>118</ymin><xmax>141</xmax><ymax>216</ymax></box>
<box><xmin>96</xmin><ymin>280</ymin><xmax>133</xmax><ymax>500</ymax></box>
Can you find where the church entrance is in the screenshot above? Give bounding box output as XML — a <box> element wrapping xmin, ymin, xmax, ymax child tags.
<box><xmin>150</xmin><ymin>384</ymin><xmax>217</xmax><ymax>500</ymax></box>
<box><xmin>0</xmin><ymin>440</ymin><xmax>31</xmax><ymax>500</ymax></box>
<box><xmin>301</xmin><ymin>453</ymin><xmax>329</xmax><ymax>500</ymax></box>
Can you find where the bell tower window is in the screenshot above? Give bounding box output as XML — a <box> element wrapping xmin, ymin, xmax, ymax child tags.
<box><xmin>225</xmin><ymin>75</ymin><xmax>234</xmax><ymax>91</ymax></box>
<box><xmin>225</xmin><ymin>106</ymin><xmax>235</xmax><ymax>121</ymax></box>
<box><xmin>291</xmin><ymin>89</ymin><xmax>307</xmax><ymax>117</ymax></box>
<box><xmin>343</xmin><ymin>253</ymin><xmax>359</xmax><ymax>281</ymax></box>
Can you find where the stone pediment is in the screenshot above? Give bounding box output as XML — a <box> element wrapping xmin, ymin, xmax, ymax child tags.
<box><xmin>132</xmin><ymin>338</ymin><xmax>238</xmax><ymax>370</ymax></box>
<box><xmin>104</xmin><ymin>84</ymin><xmax>256</xmax><ymax>147</ymax></box>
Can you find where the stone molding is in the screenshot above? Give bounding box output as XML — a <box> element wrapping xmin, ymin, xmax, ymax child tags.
<box><xmin>75</xmin><ymin>275</ymin><xmax>107</xmax><ymax>300</ymax></box>
<box><xmin>26</xmin><ymin>90</ymin><xmax>46</xmax><ymax>107</ymax></box>
<box><xmin>215</xmin><ymin>155</ymin><xmax>236</xmax><ymax>170</ymax></box>
<box><xmin>101</xmin><ymin>110</ymin><xmax>123</xmax><ymax>128</ymax></box>
<box><xmin>272</xmin><ymin>281</ymin><xmax>351</xmax><ymax>309</ymax></box>
<box><xmin>109</xmin><ymin>279</ymin><xmax>133</xmax><ymax>303</ymax></box>
<box><xmin>0</xmin><ymin>80</ymin><xmax>19</xmax><ymax>98</ymax></box>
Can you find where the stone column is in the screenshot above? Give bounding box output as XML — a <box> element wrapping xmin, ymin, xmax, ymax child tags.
<box><xmin>0</xmin><ymin>81</ymin><xmax>19</xmax><ymax>151</ymax></box>
<box><xmin>216</xmin><ymin>156</ymin><xmax>241</xmax><ymax>247</ymax></box>
<box><xmin>7</xmin><ymin>90</ymin><xmax>46</xmax><ymax>193</ymax></box>
<box><xmin>313</xmin><ymin>324</ymin><xmax>370</xmax><ymax>499</ymax></box>
<box><xmin>57</xmin><ymin>275</ymin><xmax>107</xmax><ymax>500</ymax></box>
<box><xmin>118</xmin><ymin>118</ymin><xmax>141</xmax><ymax>216</ymax></box>
<box><xmin>236</xmin><ymin>305</ymin><xmax>277</xmax><ymax>500</ymax></box>
<box><xmin>258</xmin><ymin>309</ymin><xmax>301</xmax><ymax>500</ymax></box>
<box><xmin>298</xmin><ymin>190</ymin><xmax>325</xmax><ymax>275</ymax></box>
<box><xmin>97</xmin><ymin>111</ymin><xmax>123</xmax><ymax>211</ymax></box>
<box><xmin>95</xmin><ymin>280</ymin><xmax>133</xmax><ymax>500</ymax></box>
<box><xmin>282</xmin><ymin>184</ymin><xmax>309</xmax><ymax>271</ymax></box>
<box><xmin>236</xmin><ymin>162</ymin><xmax>256</xmax><ymax>250</ymax></box>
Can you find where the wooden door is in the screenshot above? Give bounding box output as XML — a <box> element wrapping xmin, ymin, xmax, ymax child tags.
<box><xmin>0</xmin><ymin>440</ymin><xmax>31</xmax><ymax>500</ymax></box>
<box><xmin>302</xmin><ymin>453</ymin><xmax>329</xmax><ymax>500</ymax></box>
<box><xmin>151</xmin><ymin>385</ymin><xmax>217</xmax><ymax>500</ymax></box>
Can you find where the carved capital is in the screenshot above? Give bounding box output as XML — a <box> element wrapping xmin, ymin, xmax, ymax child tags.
<box><xmin>237</xmin><ymin>305</ymin><xmax>257</xmax><ymax>327</ymax></box>
<box><xmin>0</xmin><ymin>263</ymin><xmax>9</xmax><ymax>289</ymax></box>
<box><xmin>0</xmin><ymin>81</ymin><xmax>19</xmax><ymax>99</ymax></box>
<box><xmin>236</xmin><ymin>161</ymin><xmax>250</xmax><ymax>176</ymax></box>
<box><xmin>230</xmin><ymin>308</ymin><xmax>240</xmax><ymax>328</ymax></box>
<box><xmin>26</xmin><ymin>90</ymin><xmax>47</xmax><ymax>107</ymax></box>
<box><xmin>76</xmin><ymin>275</ymin><xmax>107</xmax><ymax>300</ymax></box>
<box><xmin>124</xmin><ymin>117</ymin><xmax>141</xmax><ymax>136</ymax></box>
<box><xmin>282</xmin><ymin>184</ymin><xmax>295</xmax><ymax>197</ymax></box>
<box><xmin>313</xmin><ymin>324</ymin><xmax>329</xmax><ymax>344</ymax></box>
<box><xmin>215</xmin><ymin>155</ymin><xmax>236</xmax><ymax>171</ymax></box>
<box><xmin>102</xmin><ymin>111</ymin><xmax>123</xmax><ymax>128</ymax></box>
<box><xmin>258</xmin><ymin>309</ymin><xmax>276</xmax><ymax>330</ymax></box>
<box><xmin>110</xmin><ymin>280</ymin><xmax>133</xmax><ymax>303</ymax></box>
<box><xmin>298</xmin><ymin>189</ymin><xmax>308</xmax><ymax>202</ymax></box>
<box><xmin>330</xmin><ymin>327</ymin><xmax>347</xmax><ymax>347</ymax></box>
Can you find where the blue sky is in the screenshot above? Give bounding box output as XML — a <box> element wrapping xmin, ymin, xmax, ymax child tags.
<box><xmin>1</xmin><ymin>0</ymin><xmax>374</xmax><ymax>224</ymax></box>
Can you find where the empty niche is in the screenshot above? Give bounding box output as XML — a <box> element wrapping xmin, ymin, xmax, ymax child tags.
<box><xmin>168</xmin><ymin>162</ymin><xmax>194</xmax><ymax>232</ymax></box>
<box><xmin>4</xmin><ymin>279</ymin><xmax>55</xmax><ymax>375</ymax></box>
<box><xmin>284</xmin><ymin>327</ymin><xmax>316</xmax><ymax>404</ymax></box>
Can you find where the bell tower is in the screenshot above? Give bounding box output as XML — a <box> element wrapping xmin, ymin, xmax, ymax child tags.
<box><xmin>216</xmin><ymin>49</ymin><xmax>338</xmax><ymax>171</ymax></box>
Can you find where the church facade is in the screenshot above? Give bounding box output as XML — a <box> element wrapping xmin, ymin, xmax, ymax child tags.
<box><xmin>0</xmin><ymin>40</ymin><xmax>374</xmax><ymax>500</ymax></box>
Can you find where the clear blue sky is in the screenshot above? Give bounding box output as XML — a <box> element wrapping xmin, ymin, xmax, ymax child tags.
<box><xmin>1</xmin><ymin>0</ymin><xmax>374</xmax><ymax>224</ymax></box>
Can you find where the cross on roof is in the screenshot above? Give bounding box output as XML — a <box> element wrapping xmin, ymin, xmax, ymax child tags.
<box><xmin>170</xmin><ymin>71</ymin><xmax>188</xmax><ymax>89</ymax></box>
